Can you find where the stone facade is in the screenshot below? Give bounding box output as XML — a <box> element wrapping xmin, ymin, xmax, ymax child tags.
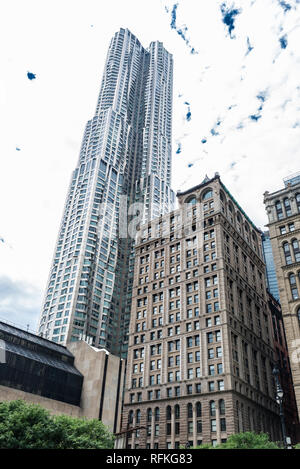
<box><xmin>68</xmin><ymin>340</ymin><xmax>125</xmax><ymax>432</ymax></box>
<box><xmin>264</xmin><ymin>176</ymin><xmax>300</xmax><ymax>420</ymax></box>
<box><xmin>122</xmin><ymin>174</ymin><xmax>281</xmax><ymax>448</ymax></box>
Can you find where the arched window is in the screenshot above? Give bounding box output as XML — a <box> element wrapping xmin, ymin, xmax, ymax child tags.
<box><xmin>296</xmin><ymin>193</ymin><xmax>300</xmax><ymax>213</ymax></box>
<box><xmin>219</xmin><ymin>399</ymin><xmax>225</xmax><ymax>415</ymax></box>
<box><xmin>155</xmin><ymin>407</ymin><xmax>160</xmax><ymax>422</ymax></box>
<box><xmin>175</xmin><ymin>404</ymin><xmax>180</xmax><ymax>419</ymax></box>
<box><xmin>210</xmin><ymin>401</ymin><xmax>216</xmax><ymax>417</ymax></box>
<box><xmin>166</xmin><ymin>405</ymin><xmax>171</xmax><ymax>421</ymax></box>
<box><xmin>220</xmin><ymin>190</ymin><xmax>225</xmax><ymax>203</ymax></box>
<box><xmin>202</xmin><ymin>189</ymin><xmax>213</xmax><ymax>201</ymax></box>
<box><xmin>228</xmin><ymin>202</ymin><xmax>233</xmax><ymax>213</ymax></box>
<box><xmin>283</xmin><ymin>242</ymin><xmax>292</xmax><ymax>265</ymax></box>
<box><xmin>252</xmin><ymin>231</ymin><xmax>257</xmax><ymax>243</ymax></box>
<box><xmin>128</xmin><ymin>410</ymin><xmax>134</xmax><ymax>425</ymax></box>
<box><xmin>147</xmin><ymin>408</ymin><xmax>152</xmax><ymax>422</ymax></box>
<box><xmin>196</xmin><ymin>402</ymin><xmax>202</xmax><ymax>417</ymax></box>
<box><xmin>136</xmin><ymin>409</ymin><xmax>141</xmax><ymax>424</ymax></box>
<box><xmin>284</xmin><ymin>197</ymin><xmax>292</xmax><ymax>217</ymax></box>
<box><xmin>187</xmin><ymin>403</ymin><xmax>193</xmax><ymax>419</ymax></box>
<box><xmin>237</xmin><ymin>212</ymin><xmax>242</xmax><ymax>224</ymax></box>
<box><xmin>289</xmin><ymin>273</ymin><xmax>299</xmax><ymax>300</ymax></box>
<box><xmin>292</xmin><ymin>239</ymin><xmax>300</xmax><ymax>262</ymax></box>
<box><xmin>186</xmin><ymin>195</ymin><xmax>196</xmax><ymax>206</ymax></box>
<box><xmin>275</xmin><ymin>200</ymin><xmax>283</xmax><ymax>220</ymax></box>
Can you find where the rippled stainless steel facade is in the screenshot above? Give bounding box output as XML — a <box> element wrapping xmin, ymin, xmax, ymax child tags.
<box><xmin>38</xmin><ymin>29</ymin><xmax>174</xmax><ymax>357</ymax></box>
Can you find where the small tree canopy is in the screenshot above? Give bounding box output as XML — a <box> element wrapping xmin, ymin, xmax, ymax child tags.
<box><xmin>195</xmin><ymin>431</ymin><xmax>281</xmax><ymax>449</ymax></box>
<box><xmin>0</xmin><ymin>400</ymin><xmax>115</xmax><ymax>449</ymax></box>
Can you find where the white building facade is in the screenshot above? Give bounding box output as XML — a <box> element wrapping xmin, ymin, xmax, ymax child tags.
<box><xmin>38</xmin><ymin>29</ymin><xmax>174</xmax><ymax>357</ymax></box>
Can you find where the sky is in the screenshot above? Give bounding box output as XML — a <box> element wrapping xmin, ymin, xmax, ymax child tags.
<box><xmin>0</xmin><ymin>0</ymin><xmax>300</xmax><ymax>331</ymax></box>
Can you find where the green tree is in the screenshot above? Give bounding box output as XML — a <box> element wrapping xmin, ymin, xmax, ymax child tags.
<box><xmin>195</xmin><ymin>431</ymin><xmax>281</xmax><ymax>449</ymax></box>
<box><xmin>0</xmin><ymin>400</ymin><xmax>115</xmax><ymax>449</ymax></box>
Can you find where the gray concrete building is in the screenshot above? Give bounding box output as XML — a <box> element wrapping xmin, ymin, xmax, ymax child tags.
<box><xmin>122</xmin><ymin>174</ymin><xmax>281</xmax><ymax>448</ymax></box>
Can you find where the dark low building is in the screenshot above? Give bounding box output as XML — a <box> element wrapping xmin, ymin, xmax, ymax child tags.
<box><xmin>0</xmin><ymin>320</ymin><xmax>125</xmax><ymax>432</ymax></box>
<box><xmin>0</xmin><ymin>320</ymin><xmax>83</xmax><ymax>406</ymax></box>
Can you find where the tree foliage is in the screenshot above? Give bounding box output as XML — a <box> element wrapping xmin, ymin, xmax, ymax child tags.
<box><xmin>195</xmin><ymin>431</ymin><xmax>281</xmax><ymax>449</ymax></box>
<box><xmin>0</xmin><ymin>400</ymin><xmax>115</xmax><ymax>449</ymax></box>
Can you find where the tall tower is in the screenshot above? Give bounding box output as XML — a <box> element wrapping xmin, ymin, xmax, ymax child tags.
<box><xmin>264</xmin><ymin>172</ymin><xmax>300</xmax><ymax>421</ymax></box>
<box><xmin>38</xmin><ymin>29</ymin><xmax>174</xmax><ymax>357</ymax></box>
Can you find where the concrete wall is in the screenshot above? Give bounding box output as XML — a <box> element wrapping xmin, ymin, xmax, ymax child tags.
<box><xmin>0</xmin><ymin>384</ymin><xmax>81</xmax><ymax>417</ymax></box>
<box><xmin>68</xmin><ymin>340</ymin><xmax>124</xmax><ymax>432</ymax></box>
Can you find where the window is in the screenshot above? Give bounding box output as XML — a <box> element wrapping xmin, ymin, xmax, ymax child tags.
<box><xmin>207</xmin><ymin>332</ymin><xmax>213</xmax><ymax>343</ymax></box>
<box><xmin>275</xmin><ymin>201</ymin><xmax>283</xmax><ymax>220</ymax></box>
<box><xmin>219</xmin><ymin>399</ymin><xmax>225</xmax><ymax>415</ymax></box>
<box><xmin>186</xmin><ymin>196</ymin><xmax>197</xmax><ymax>206</ymax></box>
<box><xmin>197</xmin><ymin>420</ymin><xmax>202</xmax><ymax>433</ymax></box>
<box><xmin>128</xmin><ymin>410</ymin><xmax>134</xmax><ymax>424</ymax></box>
<box><xmin>289</xmin><ymin>273</ymin><xmax>299</xmax><ymax>300</ymax></box>
<box><xmin>296</xmin><ymin>193</ymin><xmax>300</xmax><ymax>213</ymax></box>
<box><xmin>280</xmin><ymin>226</ymin><xmax>287</xmax><ymax>235</ymax></box>
<box><xmin>284</xmin><ymin>198</ymin><xmax>292</xmax><ymax>217</ymax></box>
<box><xmin>289</xmin><ymin>223</ymin><xmax>295</xmax><ymax>232</ymax></box>
<box><xmin>292</xmin><ymin>239</ymin><xmax>300</xmax><ymax>262</ymax></box>
<box><xmin>195</xmin><ymin>383</ymin><xmax>201</xmax><ymax>394</ymax></box>
<box><xmin>187</xmin><ymin>384</ymin><xmax>193</xmax><ymax>394</ymax></box>
<box><xmin>209</xmin><ymin>382</ymin><xmax>215</xmax><ymax>392</ymax></box>
<box><xmin>203</xmin><ymin>189</ymin><xmax>213</xmax><ymax>201</ymax></box>
<box><xmin>218</xmin><ymin>380</ymin><xmax>225</xmax><ymax>391</ymax></box>
<box><xmin>220</xmin><ymin>418</ymin><xmax>227</xmax><ymax>432</ymax></box>
<box><xmin>211</xmin><ymin>419</ymin><xmax>217</xmax><ymax>432</ymax></box>
<box><xmin>283</xmin><ymin>242</ymin><xmax>292</xmax><ymax>265</ymax></box>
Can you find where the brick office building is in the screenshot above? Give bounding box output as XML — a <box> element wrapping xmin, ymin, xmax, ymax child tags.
<box><xmin>264</xmin><ymin>173</ymin><xmax>300</xmax><ymax>422</ymax></box>
<box><xmin>121</xmin><ymin>174</ymin><xmax>281</xmax><ymax>448</ymax></box>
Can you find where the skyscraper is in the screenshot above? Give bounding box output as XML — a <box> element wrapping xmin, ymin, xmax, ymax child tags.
<box><xmin>38</xmin><ymin>29</ymin><xmax>174</xmax><ymax>357</ymax></box>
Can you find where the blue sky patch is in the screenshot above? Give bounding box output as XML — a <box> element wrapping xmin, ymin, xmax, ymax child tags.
<box><xmin>27</xmin><ymin>72</ymin><xmax>36</xmax><ymax>80</ymax></box>
<box><xmin>279</xmin><ymin>34</ymin><xmax>288</xmax><ymax>48</ymax></box>
<box><xmin>220</xmin><ymin>3</ymin><xmax>242</xmax><ymax>38</ymax></box>
<box><xmin>278</xmin><ymin>1</ymin><xmax>292</xmax><ymax>13</ymax></box>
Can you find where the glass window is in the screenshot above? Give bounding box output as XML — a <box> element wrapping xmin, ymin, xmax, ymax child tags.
<box><xmin>203</xmin><ymin>189</ymin><xmax>213</xmax><ymax>201</ymax></box>
<box><xmin>283</xmin><ymin>242</ymin><xmax>292</xmax><ymax>265</ymax></box>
